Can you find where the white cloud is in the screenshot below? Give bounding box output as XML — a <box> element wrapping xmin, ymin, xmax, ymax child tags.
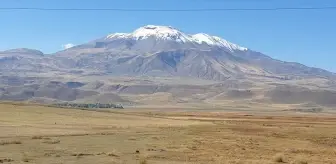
<box><xmin>63</xmin><ymin>43</ymin><xmax>75</xmax><ymax>49</ymax></box>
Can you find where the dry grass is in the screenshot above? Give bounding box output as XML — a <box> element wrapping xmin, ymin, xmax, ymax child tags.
<box><xmin>0</xmin><ymin>103</ymin><xmax>336</xmax><ymax>164</ymax></box>
<box><xmin>292</xmin><ymin>158</ymin><xmax>309</xmax><ymax>164</ymax></box>
<box><xmin>128</xmin><ymin>137</ymin><xmax>137</xmax><ymax>141</ymax></box>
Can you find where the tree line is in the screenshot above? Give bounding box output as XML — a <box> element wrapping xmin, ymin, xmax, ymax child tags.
<box><xmin>52</xmin><ymin>103</ymin><xmax>124</xmax><ymax>109</ymax></box>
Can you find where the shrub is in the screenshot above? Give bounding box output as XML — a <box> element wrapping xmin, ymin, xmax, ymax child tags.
<box><xmin>107</xmin><ymin>152</ymin><xmax>119</xmax><ymax>157</ymax></box>
<box><xmin>32</xmin><ymin>136</ymin><xmax>43</xmax><ymax>139</ymax></box>
<box><xmin>0</xmin><ymin>158</ymin><xmax>14</xmax><ymax>163</ymax></box>
<box><xmin>42</xmin><ymin>139</ymin><xmax>60</xmax><ymax>144</ymax></box>
<box><xmin>273</xmin><ymin>154</ymin><xmax>285</xmax><ymax>163</ymax></box>
<box><xmin>22</xmin><ymin>153</ymin><xmax>30</xmax><ymax>163</ymax></box>
<box><xmin>71</xmin><ymin>153</ymin><xmax>94</xmax><ymax>157</ymax></box>
<box><xmin>140</xmin><ymin>159</ymin><xmax>148</xmax><ymax>164</ymax></box>
<box><xmin>0</xmin><ymin>140</ymin><xmax>22</xmax><ymax>145</ymax></box>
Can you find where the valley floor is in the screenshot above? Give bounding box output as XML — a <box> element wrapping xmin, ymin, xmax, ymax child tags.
<box><xmin>0</xmin><ymin>103</ymin><xmax>335</xmax><ymax>164</ymax></box>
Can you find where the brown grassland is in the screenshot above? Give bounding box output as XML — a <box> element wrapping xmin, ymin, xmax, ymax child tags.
<box><xmin>0</xmin><ymin>102</ymin><xmax>336</xmax><ymax>164</ymax></box>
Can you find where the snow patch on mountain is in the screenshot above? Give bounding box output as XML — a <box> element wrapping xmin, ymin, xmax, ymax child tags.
<box><xmin>106</xmin><ymin>33</ymin><xmax>130</xmax><ymax>39</ymax></box>
<box><xmin>192</xmin><ymin>33</ymin><xmax>247</xmax><ymax>51</ymax></box>
<box><xmin>212</xmin><ymin>36</ymin><xmax>247</xmax><ymax>51</ymax></box>
<box><xmin>192</xmin><ymin>33</ymin><xmax>217</xmax><ymax>45</ymax></box>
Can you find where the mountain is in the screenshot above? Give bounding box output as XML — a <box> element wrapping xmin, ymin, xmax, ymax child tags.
<box><xmin>1</xmin><ymin>48</ymin><xmax>44</xmax><ymax>56</ymax></box>
<box><xmin>51</xmin><ymin>25</ymin><xmax>334</xmax><ymax>80</ymax></box>
<box><xmin>0</xmin><ymin>48</ymin><xmax>63</xmax><ymax>74</ymax></box>
<box><xmin>0</xmin><ymin>25</ymin><xmax>336</xmax><ymax>109</ymax></box>
<box><xmin>62</xmin><ymin>25</ymin><xmax>246</xmax><ymax>53</ymax></box>
<box><xmin>1</xmin><ymin>25</ymin><xmax>334</xmax><ymax>80</ymax></box>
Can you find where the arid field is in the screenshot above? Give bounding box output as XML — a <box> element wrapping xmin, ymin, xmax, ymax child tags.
<box><xmin>0</xmin><ymin>103</ymin><xmax>336</xmax><ymax>164</ymax></box>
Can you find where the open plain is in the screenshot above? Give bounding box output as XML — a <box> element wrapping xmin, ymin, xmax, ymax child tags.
<box><xmin>0</xmin><ymin>102</ymin><xmax>336</xmax><ymax>164</ymax></box>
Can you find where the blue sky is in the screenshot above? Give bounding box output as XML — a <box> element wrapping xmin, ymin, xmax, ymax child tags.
<box><xmin>1</xmin><ymin>0</ymin><xmax>335</xmax><ymax>72</ymax></box>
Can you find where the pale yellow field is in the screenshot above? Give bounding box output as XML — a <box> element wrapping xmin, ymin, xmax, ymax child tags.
<box><xmin>0</xmin><ymin>103</ymin><xmax>336</xmax><ymax>164</ymax></box>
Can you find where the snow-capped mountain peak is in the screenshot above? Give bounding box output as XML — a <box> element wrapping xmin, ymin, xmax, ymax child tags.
<box><xmin>106</xmin><ymin>25</ymin><xmax>247</xmax><ymax>51</ymax></box>
<box><xmin>133</xmin><ymin>25</ymin><xmax>179</xmax><ymax>37</ymax></box>
<box><xmin>107</xmin><ymin>25</ymin><xmax>192</xmax><ymax>42</ymax></box>
<box><xmin>131</xmin><ymin>25</ymin><xmax>193</xmax><ymax>42</ymax></box>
